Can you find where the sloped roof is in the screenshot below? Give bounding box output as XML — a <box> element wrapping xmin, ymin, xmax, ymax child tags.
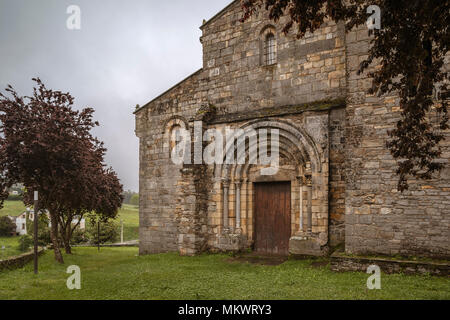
<box><xmin>200</xmin><ymin>0</ymin><xmax>240</xmax><ymax>30</ymax></box>
<box><xmin>134</xmin><ymin>68</ymin><xmax>202</xmax><ymax>115</ymax></box>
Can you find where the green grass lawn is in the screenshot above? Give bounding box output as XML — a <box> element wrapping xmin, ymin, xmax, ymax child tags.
<box><xmin>0</xmin><ymin>200</ymin><xmax>27</xmax><ymax>217</ymax></box>
<box><xmin>0</xmin><ymin>247</ymin><xmax>448</xmax><ymax>300</ymax></box>
<box><xmin>116</xmin><ymin>204</ymin><xmax>139</xmax><ymax>241</ymax></box>
<box><xmin>0</xmin><ymin>236</ymin><xmax>22</xmax><ymax>260</ymax></box>
<box><xmin>0</xmin><ymin>200</ymin><xmax>26</xmax><ymax>259</ymax></box>
<box><xmin>0</xmin><ymin>200</ymin><xmax>139</xmax><ymax>242</ymax></box>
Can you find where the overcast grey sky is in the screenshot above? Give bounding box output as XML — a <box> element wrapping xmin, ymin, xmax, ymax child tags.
<box><xmin>0</xmin><ymin>0</ymin><xmax>231</xmax><ymax>192</ymax></box>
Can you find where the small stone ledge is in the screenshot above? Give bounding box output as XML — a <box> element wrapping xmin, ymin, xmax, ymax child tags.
<box><xmin>330</xmin><ymin>252</ymin><xmax>450</xmax><ymax>277</ymax></box>
<box><xmin>0</xmin><ymin>248</ymin><xmax>45</xmax><ymax>272</ymax></box>
<box><xmin>289</xmin><ymin>236</ymin><xmax>329</xmax><ymax>257</ymax></box>
<box><xmin>208</xmin><ymin>98</ymin><xmax>346</xmax><ymax>125</ymax></box>
<box><xmin>216</xmin><ymin>233</ymin><xmax>248</xmax><ymax>252</ymax></box>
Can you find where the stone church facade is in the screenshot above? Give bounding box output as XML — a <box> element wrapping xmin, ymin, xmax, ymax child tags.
<box><xmin>135</xmin><ymin>1</ymin><xmax>449</xmax><ymax>258</ymax></box>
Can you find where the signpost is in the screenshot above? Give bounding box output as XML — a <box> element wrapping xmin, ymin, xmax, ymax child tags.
<box><xmin>33</xmin><ymin>191</ymin><xmax>38</xmax><ymax>275</ymax></box>
<box><xmin>120</xmin><ymin>219</ymin><xmax>124</xmax><ymax>244</ymax></box>
<box><xmin>97</xmin><ymin>220</ymin><xmax>100</xmax><ymax>252</ymax></box>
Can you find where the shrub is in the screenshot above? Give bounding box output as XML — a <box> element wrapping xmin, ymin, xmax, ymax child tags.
<box><xmin>7</xmin><ymin>194</ymin><xmax>23</xmax><ymax>201</ymax></box>
<box><xmin>71</xmin><ymin>227</ymin><xmax>87</xmax><ymax>245</ymax></box>
<box><xmin>0</xmin><ymin>216</ymin><xmax>16</xmax><ymax>237</ymax></box>
<box><xmin>129</xmin><ymin>194</ymin><xmax>139</xmax><ymax>206</ymax></box>
<box><xmin>87</xmin><ymin>219</ymin><xmax>118</xmax><ymax>245</ymax></box>
<box><xmin>17</xmin><ymin>235</ymin><xmax>33</xmax><ymax>252</ymax></box>
<box><xmin>27</xmin><ymin>214</ymin><xmax>51</xmax><ymax>246</ymax></box>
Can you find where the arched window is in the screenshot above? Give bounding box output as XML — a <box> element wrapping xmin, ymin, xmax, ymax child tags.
<box><xmin>265</xmin><ymin>33</ymin><xmax>277</xmax><ymax>65</ymax></box>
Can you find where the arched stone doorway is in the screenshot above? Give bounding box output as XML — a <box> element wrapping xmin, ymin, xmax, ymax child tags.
<box><xmin>213</xmin><ymin>118</ymin><xmax>329</xmax><ymax>256</ymax></box>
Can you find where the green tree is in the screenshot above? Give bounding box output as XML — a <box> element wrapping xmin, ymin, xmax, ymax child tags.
<box><xmin>70</xmin><ymin>227</ymin><xmax>87</xmax><ymax>245</ymax></box>
<box><xmin>130</xmin><ymin>194</ymin><xmax>139</xmax><ymax>206</ymax></box>
<box><xmin>27</xmin><ymin>213</ymin><xmax>51</xmax><ymax>246</ymax></box>
<box><xmin>7</xmin><ymin>185</ymin><xmax>23</xmax><ymax>201</ymax></box>
<box><xmin>122</xmin><ymin>190</ymin><xmax>134</xmax><ymax>204</ymax></box>
<box><xmin>86</xmin><ymin>217</ymin><xmax>118</xmax><ymax>245</ymax></box>
<box><xmin>0</xmin><ymin>216</ymin><xmax>15</xmax><ymax>237</ymax></box>
<box><xmin>1</xmin><ymin>78</ymin><xmax>123</xmax><ymax>263</ymax></box>
<box><xmin>17</xmin><ymin>234</ymin><xmax>33</xmax><ymax>252</ymax></box>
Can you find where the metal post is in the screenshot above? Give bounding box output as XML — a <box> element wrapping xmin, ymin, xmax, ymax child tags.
<box><xmin>33</xmin><ymin>191</ymin><xmax>38</xmax><ymax>275</ymax></box>
<box><xmin>97</xmin><ymin>220</ymin><xmax>100</xmax><ymax>252</ymax></box>
<box><xmin>120</xmin><ymin>219</ymin><xmax>124</xmax><ymax>244</ymax></box>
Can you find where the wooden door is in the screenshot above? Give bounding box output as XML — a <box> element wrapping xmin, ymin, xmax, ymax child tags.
<box><xmin>254</xmin><ymin>182</ymin><xmax>291</xmax><ymax>255</ymax></box>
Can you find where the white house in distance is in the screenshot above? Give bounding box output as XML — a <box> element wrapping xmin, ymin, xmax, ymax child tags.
<box><xmin>8</xmin><ymin>210</ymin><xmax>85</xmax><ymax>236</ymax></box>
<box><xmin>11</xmin><ymin>212</ymin><xmax>28</xmax><ymax>236</ymax></box>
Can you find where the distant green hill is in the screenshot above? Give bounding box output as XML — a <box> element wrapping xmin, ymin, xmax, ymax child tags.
<box><xmin>0</xmin><ymin>200</ymin><xmax>27</xmax><ymax>217</ymax></box>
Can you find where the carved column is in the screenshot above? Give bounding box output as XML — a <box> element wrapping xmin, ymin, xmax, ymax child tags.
<box><xmin>242</xmin><ymin>178</ymin><xmax>248</xmax><ymax>235</ymax></box>
<box><xmin>235</xmin><ymin>180</ymin><xmax>242</xmax><ymax>230</ymax></box>
<box><xmin>305</xmin><ymin>174</ymin><xmax>313</xmax><ymax>234</ymax></box>
<box><xmin>297</xmin><ymin>176</ymin><xmax>304</xmax><ymax>233</ymax></box>
<box><xmin>222</xmin><ymin>180</ymin><xmax>230</xmax><ymax>230</ymax></box>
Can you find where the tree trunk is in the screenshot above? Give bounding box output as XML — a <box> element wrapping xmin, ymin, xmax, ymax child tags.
<box><xmin>63</xmin><ymin>241</ymin><xmax>72</xmax><ymax>254</ymax></box>
<box><xmin>64</xmin><ymin>225</ymin><xmax>72</xmax><ymax>254</ymax></box>
<box><xmin>60</xmin><ymin>225</ymin><xmax>72</xmax><ymax>255</ymax></box>
<box><xmin>49</xmin><ymin>212</ymin><xmax>64</xmax><ymax>264</ymax></box>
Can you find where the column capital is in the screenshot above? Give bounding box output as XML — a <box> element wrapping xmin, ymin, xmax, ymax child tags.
<box><xmin>297</xmin><ymin>176</ymin><xmax>304</xmax><ymax>185</ymax></box>
<box><xmin>222</xmin><ymin>179</ymin><xmax>230</xmax><ymax>188</ymax></box>
<box><xmin>234</xmin><ymin>179</ymin><xmax>243</xmax><ymax>188</ymax></box>
<box><xmin>304</xmin><ymin>174</ymin><xmax>312</xmax><ymax>186</ymax></box>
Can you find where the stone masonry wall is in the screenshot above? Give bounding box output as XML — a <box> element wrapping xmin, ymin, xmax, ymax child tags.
<box><xmin>135</xmin><ymin>71</ymin><xmax>203</xmax><ymax>255</ymax></box>
<box><xmin>344</xmin><ymin>25</ymin><xmax>450</xmax><ymax>259</ymax></box>
<box><xmin>200</xmin><ymin>1</ymin><xmax>347</xmax><ymax>115</ymax></box>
